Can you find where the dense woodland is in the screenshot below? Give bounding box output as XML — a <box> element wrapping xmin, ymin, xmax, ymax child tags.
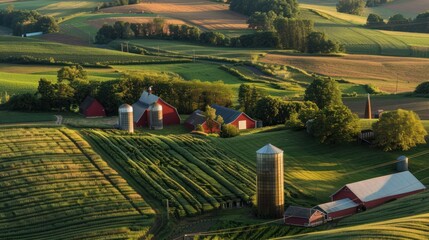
<box><xmin>0</xmin><ymin>8</ymin><xmax>59</xmax><ymax>36</ymax></box>
<box><xmin>229</xmin><ymin>0</ymin><xmax>299</xmax><ymax>18</ymax></box>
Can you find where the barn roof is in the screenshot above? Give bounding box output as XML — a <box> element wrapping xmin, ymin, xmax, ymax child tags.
<box><xmin>80</xmin><ymin>96</ymin><xmax>97</xmax><ymax>111</ymax></box>
<box><xmin>332</xmin><ymin>171</ymin><xmax>426</xmax><ymax>202</ymax></box>
<box><xmin>257</xmin><ymin>144</ymin><xmax>283</xmax><ymax>154</ymax></box>
<box><xmin>132</xmin><ymin>91</ymin><xmax>159</xmax><ymax>122</ymax></box>
<box><xmin>284</xmin><ymin>206</ymin><xmax>320</xmax><ymax>219</ymax></box>
<box><xmin>211</xmin><ymin>104</ymin><xmax>255</xmax><ymax>124</ymax></box>
<box><xmin>185</xmin><ymin>110</ymin><xmax>206</xmax><ymax>126</ymax></box>
<box><xmin>315</xmin><ymin>198</ymin><xmax>358</xmax><ymax>214</ymax></box>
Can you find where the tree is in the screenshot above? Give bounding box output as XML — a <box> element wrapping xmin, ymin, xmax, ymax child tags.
<box><xmin>336</xmin><ymin>0</ymin><xmax>365</xmax><ymax>15</ymax></box>
<box><xmin>36</xmin><ymin>16</ymin><xmax>59</xmax><ymax>33</ymax></box>
<box><xmin>304</xmin><ymin>77</ymin><xmax>342</xmax><ymax>109</ymax></box>
<box><xmin>366</xmin><ymin>13</ymin><xmax>385</xmax><ymax>27</ymax></box>
<box><xmin>238</xmin><ymin>84</ymin><xmax>261</xmax><ymax>116</ymax></box>
<box><xmin>274</xmin><ymin>17</ymin><xmax>314</xmax><ymax>51</ymax></box>
<box><xmin>7</xmin><ymin>93</ymin><xmax>40</xmax><ymax>111</ymax></box>
<box><xmin>414</xmin><ymin>81</ymin><xmax>429</xmax><ymax>94</ymax></box>
<box><xmin>247</xmin><ymin>11</ymin><xmax>277</xmax><ymax>31</ymax></box>
<box><xmin>306</xmin><ymin>31</ymin><xmax>343</xmax><ymax>53</ymax></box>
<box><xmin>254</xmin><ymin>96</ymin><xmax>281</xmax><ymax>126</ymax></box>
<box><xmin>312</xmin><ymin>104</ymin><xmax>360</xmax><ymax>144</ymax></box>
<box><xmin>220</xmin><ymin>124</ymin><xmax>240</xmax><ymax>138</ymax></box>
<box><xmin>373</xmin><ymin>109</ymin><xmax>427</xmax><ymax>151</ymax></box>
<box><xmin>95</xmin><ymin>24</ymin><xmax>117</xmax><ymax>44</ymax></box>
<box><xmin>37</xmin><ymin>78</ymin><xmax>55</xmax><ymax>110</ymax></box>
<box><xmin>57</xmin><ymin>65</ymin><xmax>87</xmax><ymax>82</ymax></box>
<box><xmin>203</xmin><ymin>105</ymin><xmax>221</xmax><ymax>133</ymax></box>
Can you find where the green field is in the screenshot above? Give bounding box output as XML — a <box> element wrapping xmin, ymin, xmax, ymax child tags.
<box><xmin>0</xmin><ymin>111</ymin><xmax>56</xmax><ymax>124</ymax></box>
<box><xmin>0</xmin><ymin>128</ymin><xmax>155</xmax><ymax>239</ymax></box>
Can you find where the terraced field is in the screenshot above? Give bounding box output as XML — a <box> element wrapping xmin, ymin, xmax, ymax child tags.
<box><xmin>0</xmin><ymin>128</ymin><xmax>155</xmax><ymax>239</ymax></box>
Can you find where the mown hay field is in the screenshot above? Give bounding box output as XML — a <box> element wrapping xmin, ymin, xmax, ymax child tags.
<box><xmin>261</xmin><ymin>53</ymin><xmax>429</xmax><ymax>93</ymax></box>
<box><xmin>99</xmin><ymin>0</ymin><xmax>248</xmax><ymax>30</ymax></box>
<box><xmin>0</xmin><ymin>128</ymin><xmax>155</xmax><ymax>239</ymax></box>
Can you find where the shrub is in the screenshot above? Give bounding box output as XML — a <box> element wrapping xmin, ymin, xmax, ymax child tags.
<box><xmin>414</xmin><ymin>81</ymin><xmax>429</xmax><ymax>94</ymax></box>
<box><xmin>365</xmin><ymin>84</ymin><xmax>383</xmax><ymax>94</ymax></box>
<box><xmin>373</xmin><ymin>109</ymin><xmax>427</xmax><ymax>151</ymax></box>
<box><xmin>220</xmin><ymin>124</ymin><xmax>240</xmax><ymax>138</ymax></box>
<box><xmin>195</xmin><ymin>124</ymin><xmax>204</xmax><ymax>132</ymax></box>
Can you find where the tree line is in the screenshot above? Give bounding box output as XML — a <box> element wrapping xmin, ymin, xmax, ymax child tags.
<box><xmin>367</xmin><ymin>11</ymin><xmax>429</xmax><ymax>33</ymax></box>
<box><xmin>0</xmin><ymin>7</ymin><xmax>59</xmax><ymax>36</ymax></box>
<box><xmin>229</xmin><ymin>0</ymin><xmax>299</xmax><ymax>18</ymax></box>
<box><xmin>96</xmin><ymin>0</ymin><xmax>143</xmax><ymax>10</ymax></box>
<box><xmin>5</xmin><ymin>65</ymin><xmax>233</xmax><ymax>115</ymax></box>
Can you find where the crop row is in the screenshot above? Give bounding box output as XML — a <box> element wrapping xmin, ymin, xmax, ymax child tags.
<box><xmin>86</xmin><ymin>130</ymin><xmax>257</xmax><ymax>218</ymax></box>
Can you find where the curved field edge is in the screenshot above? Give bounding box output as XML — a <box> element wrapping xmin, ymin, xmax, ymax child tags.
<box><xmin>0</xmin><ymin>127</ymin><xmax>154</xmax><ymax>239</ymax></box>
<box><xmin>276</xmin><ymin>190</ymin><xmax>429</xmax><ymax>239</ymax></box>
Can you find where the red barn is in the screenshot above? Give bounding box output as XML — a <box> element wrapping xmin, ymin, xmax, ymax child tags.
<box><xmin>211</xmin><ymin>104</ymin><xmax>256</xmax><ymax>130</ymax></box>
<box><xmin>314</xmin><ymin>198</ymin><xmax>358</xmax><ymax>221</ymax></box>
<box><xmin>185</xmin><ymin>110</ymin><xmax>221</xmax><ymax>133</ymax></box>
<box><xmin>132</xmin><ymin>91</ymin><xmax>180</xmax><ymax>127</ymax></box>
<box><xmin>284</xmin><ymin>206</ymin><xmax>325</xmax><ymax>227</ymax></box>
<box><xmin>331</xmin><ymin>171</ymin><xmax>426</xmax><ymax>209</ymax></box>
<box><xmin>79</xmin><ymin>96</ymin><xmax>106</xmax><ymax>117</ymax></box>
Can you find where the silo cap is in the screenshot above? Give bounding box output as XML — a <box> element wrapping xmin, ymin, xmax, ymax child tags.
<box><xmin>256</xmin><ymin>144</ymin><xmax>283</xmax><ymax>154</ymax></box>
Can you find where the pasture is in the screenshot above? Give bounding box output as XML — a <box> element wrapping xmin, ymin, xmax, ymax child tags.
<box><xmin>261</xmin><ymin>53</ymin><xmax>429</xmax><ymax>93</ymax></box>
<box><xmin>0</xmin><ymin>111</ymin><xmax>55</xmax><ymax>124</ymax></box>
<box><xmin>0</xmin><ymin>128</ymin><xmax>155</xmax><ymax>239</ymax></box>
<box><xmin>99</xmin><ymin>0</ymin><xmax>249</xmax><ymax>31</ymax></box>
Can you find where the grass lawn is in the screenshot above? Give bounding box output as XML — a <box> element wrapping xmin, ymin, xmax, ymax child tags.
<box><xmin>0</xmin><ymin>111</ymin><xmax>56</xmax><ymax>124</ymax></box>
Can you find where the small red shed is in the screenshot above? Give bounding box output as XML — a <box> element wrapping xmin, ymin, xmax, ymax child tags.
<box><xmin>132</xmin><ymin>91</ymin><xmax>180</xmax><ymax>127</ymax></box>
<box><xmin>314</xmin><ymin>198</ymin><xmax>358</xmax><ymax>221</ymax></box>
<box><xmin>79</xmin><ymin>96</ymin><xmax>106</xmax><ymax>117</ymax></box>
<box><xmin>284</xmin><ymin>206</ymin><xmax>325</xmax><ymax>227</ymax></box>
<box><xmin>331</xmin><ymin>171</ymin><xmax>426</xmax><ymax>209</ymax></box>
<box><xmin>211</xmin><ymin>104</ymin><xmax>256</xmax><ymax>130</ymax></box>
<box><xmin>185</xmin><ymin>110</ymin><xmax>221</xmax><ymax>133</ymax></box>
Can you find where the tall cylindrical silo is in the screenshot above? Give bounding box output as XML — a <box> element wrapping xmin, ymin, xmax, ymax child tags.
<box><xmin>150</xmin><ymin>102</ymin><xmax>163</xmax><ymax>130</ymax></box>
<box><xmin>119</xmin><ymin>104</ymin><xmax>134</xmax><ymax>133</ymax></box>
<box><xmin>397</xmin><ymin>155</ymin><xmax>408</xmax><ymax>172</ymax></box>
<box><xmin>256</xmin><ymin>144</ymin><xmax>284</xmax><ymax>218</ymax></box>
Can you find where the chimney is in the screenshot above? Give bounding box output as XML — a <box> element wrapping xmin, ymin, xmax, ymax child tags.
<box><xmin>364</xmin><ymin>93</ymin><xmax>372</xmax><ymax>119</ymax></box>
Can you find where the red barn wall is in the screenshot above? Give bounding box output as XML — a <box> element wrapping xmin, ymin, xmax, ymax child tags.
<box><xmin>136</xmin><ymin>111</ymin><xmax>148</xmax><ymax>127</ymax></box>
<box><xmin>84</xmin><ymin>100</ymin><xmax>106</xmax><ymax>117</ymax></box>
<box><xmin>364</xmin><ymin>189</ymin><xmax>425</xmax><ymax>209</ymax></box>
<box><xmin>157</xmin><ymin>99</ymin><xmax>180</xmax><ymax>125</ymax></box>
<box><xmin>284</xmin><ymin>217</ymin><xmax>308</xmax><ymax>227</ymax></box>
<box><xmin>230</xmin><ymin>113</ymin><xmax>256</xmax><ymax>130</ymax></box>
<box><xmin>332</xmin><ymin>187</ymin><xmax>361</xmax><ymax>204</ymax></box>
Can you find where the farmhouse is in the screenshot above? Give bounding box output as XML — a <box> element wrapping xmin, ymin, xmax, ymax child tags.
<box><xmin>284</xmin><ymin>206</ymin><xmax>324</xmax><ymax>227</ymax></box>
<box><xmin>132</xmin><ymin>91</ymin><xmax>180</xmax><ymax>127</ymax></box>
<box><xmin>185</xmin><ymin>110</ymin><xmax>221</xmax><ymax>133</ymax></box>
<box><xmin>314</xmin><ymin>198</ymin><xmax>359</xmax><ymax>221</ymax></box>
<box><xmin>331</xmin><ymin>171</ymin><xmax>426</xmax><ymax>209</ymax></box>
<box><xmin>79</xmin><ymin>96</ymin><xmax>106</xmax><ymax>117</ymax></box>
<box><xmin>211</xmin><ymin>104</ymin><xmax>256</xmax><ymax>130</ymax></box>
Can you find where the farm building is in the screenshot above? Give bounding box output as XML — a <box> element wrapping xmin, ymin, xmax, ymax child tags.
<box><xmin>79</xmin><ymin>96</ymin><xmax>106</xmax><ymax>117</ymax></box>
<box><xmin>331</xmin><ymin>171</ymin><xmax>426</xmax><ymax>209</ymax></box>
<box><xmin>211</xmin><ymin>104</ymin><xmax>256</xmax><ymax>130</ymax></box>
<box><xmin>284</xmin><ymin>206</ymin><xmax>325</xmax><ymax>227</ymax></box>
<box><xmin>313</xmin><ymin>198</ymin><xmax>359</xmax><ymax>221</ymax></box>
<box><xmin>132</xmin><ymin>91</ymin><xmax>180</xmax><ymax>128</ymax></box>
<box><xmin>185</xmin><ymin>110</ymin><xmax>221</xmax><ymax>133</ymax></box>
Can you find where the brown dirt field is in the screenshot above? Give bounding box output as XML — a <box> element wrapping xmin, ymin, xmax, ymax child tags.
<box><xmin>87</xmin><ymin>17</ymin><xmax>186</xmax><ymax>29</ymax></box>
<box><xmin>39</xmin><ymin>33</ymin><xmax>89</xmax><ymax>46</ymax></box>
<box><xmin>386</xmin><ymin>0</ymin><xmax>429</xmax><ymax>15</ymax></box>
<box><xmin>261</xmin><ymin>54</ymin><xmax>429</xmax><ymax>93</ymax></box>
<box><xmin>100</xmin><ymin>0</ymin><xmax>248</xmax><ymax>30</ymax></box>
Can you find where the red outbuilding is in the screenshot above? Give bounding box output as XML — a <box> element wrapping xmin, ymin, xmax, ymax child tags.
<box><xmin>211</xmin><ymin>104</ymin><xmax>256</xmax><ymax>130</ymax></box>
<box><xmin>331</xmin><ymin>171</ymin><xmax>426</xmax><ymax>209</ymax></box>
<box><xmin>132</xmin><ymin>90</ymin><xmax>180</xmax><ymax>127</ymax></box>
<box><xmin>314</xmin><ymin>198</ymin><xmax>359</xmax><ymax>221</ymax></box>
<box><xmin>79</xmin><ymin>96</ymin><xmax>106</xmax><ymax>117</ymax></box>
<box><xmin>185</xmin><ymin>110</ymin><xmax>221</xmax><ymax>133</ymax></box>
<box><xmin>284</xmin><ymin>206</ymin><xmax>325</xmax><ymax>227</ymax></box>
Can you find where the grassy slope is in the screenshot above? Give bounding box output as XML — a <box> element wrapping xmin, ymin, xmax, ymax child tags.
<box><xmin>0</xmin><ymin>128</ymin><xmax>155</xmax><ymax>239</ymax></box>
<box><xmin>0</xmin><ymin>111</ymin><xmax>56</xmax><ymax>124</ymax></box>
<box><xmin>278</xmin><ymin>190</ymin><xmax>429</xmax><ymax>239</ymax></box>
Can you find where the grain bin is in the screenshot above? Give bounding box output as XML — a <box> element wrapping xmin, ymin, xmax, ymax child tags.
<box><xmin>397</xmin><ymin>156</ymin><xmax>408</xmax><ymax>172</ymax></box>
<box><xmin>149</xmin><ymin>102</ymin><xmax>163</xmax><ymax>130</ymax></box>
<box><xmin>119</xmin><ymin>104</ymin><xmax>134</xmax><ymax>133</ymax></box>
<box><xmin>256</xmin><ymin>144</ymin><xmax>284</xmax><ymax>218</ymax></box>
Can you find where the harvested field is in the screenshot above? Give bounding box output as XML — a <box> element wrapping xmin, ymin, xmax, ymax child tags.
<box><xmin>100</xmin><ymin>0</ymin><xmax>248</xmax><ymax>30</ymax></box>
<box><xmin>87</xmin><ymin>17</ymin><xmax>186</xmax><ymax>29</ymax></box>
<box><xmin>261</xmin><ymin>53</ymin><xmax>429</xmax><ymax>93</ymax></box>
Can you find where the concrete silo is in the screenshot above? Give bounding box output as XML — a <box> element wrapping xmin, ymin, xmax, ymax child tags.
<box><xmin>149</xmin><ymin>102</ymin><xmax>163</xmax><ymax>130</ymax></box>
<box><xmin>119</xmin><ymin>104</ymin><xmax>134</xmax><ymax>133</ymax></box>
<box><xmin>397</xmin><ymin>156</ymin><xmax>408</xmax><ymax>172</ymax></box>
<box><xmin>256</xmin><ymin>144</ymin><xmax>284</xmax><ymax>218</ymax></box>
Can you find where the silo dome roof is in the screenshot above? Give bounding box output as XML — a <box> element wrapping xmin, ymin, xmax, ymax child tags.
<box><xmin>256</xmin><ymin>144</ymin><xmax>283</xmax><ymax>154</ymax></box>
<box><xmin>119</xmin><ymin>104</ymin><xmax>133</xmax><ymax>112</ymax></box>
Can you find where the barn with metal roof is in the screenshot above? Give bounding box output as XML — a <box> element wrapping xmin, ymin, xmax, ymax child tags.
<box><xmin>184</xmin><ymin>110</ymin><xmax>221</xmax><ymax>133</ymax></box>
<box><xmin>211</xmin><ymin>104</ymin><xmax>256</xmax><ymax>130</ymax></box>
<box><xmin>132</xmin><ymin>91</ymin><xmax>180</xmax><ymax>127</ymax></box>
<box><xmin>331</xmin><ymin>171</ymin><xmax>426</xmax><ymax>209</ymax></box>
<box><xmin>313</xmin><ymin>198</ymin><xmax>359</xmax><ymax>220</ymax></box>
<box><xmin>284</xmin><ymin>206</ymin><xmax>325</xmax><ymax>227</ymax></box>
